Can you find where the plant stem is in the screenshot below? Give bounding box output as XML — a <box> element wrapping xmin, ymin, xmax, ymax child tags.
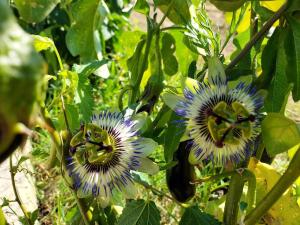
<box><xmin>191</xmin><ymin>170</ymin><xmax>236</xmax><ymax>185</ymax></box>
<box><xmin>244</xmin><ymin>147</ymin><xmax>300</xmax><ymax>225</ymax></box>
<box><xmin>255</xmin><ymin>137</ymin><xmax>265</xmax><ymax>161</ymax></box>
<box><xmin>118</xmin><ymin>86</ymin><xmax>132</xmax><ymax>111</ymax></box>
<box><xmin>53</xmin><ymin>44</ymin><xmax>64</xmax><ymax>71</ymax></box>
<box><xmin>160</xmin><ymin>25</ymin><xmax>185</xmax><ymax>32</ymax></box>
<box><xmin>225</xmin><ymin>2</ymin><xmax>287</xmax><ymax>71</ymax></box>
<box><xmin>46</xmin><ymin>141</ymin><xmax>57</xmax><ymax>169</ymax></box>
<box><xmin>223</xmin><ymin>172</ymin><xmax>245</xmax><ymax>225</ymax></box>
<box><xmin>9</xmin><ymin>156</ymin><xmax>33</xmax><ymax>225</ymax></box>
<box><xmin>243</xmin><ymin>170</ymin><xmax>256</xmax><ymax>212</ymax></box>
<box><xmin>74</xmin><ymin>193</ymin><xmax>91</xmax><ymax>225</ymax></box>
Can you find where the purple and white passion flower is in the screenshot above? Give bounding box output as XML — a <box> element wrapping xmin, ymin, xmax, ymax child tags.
<box><xmin>66</xmin><ymin>111</ymin><xmax>158</xmax><ymax>207</ymax></box>
<box><xmin>164</xmin><ymin>76</ymin><xmax>263</xmax><ymax>165</ymax></box>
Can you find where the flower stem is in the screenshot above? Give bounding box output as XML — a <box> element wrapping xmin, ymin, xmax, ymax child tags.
<box><xmin>9</xmin><ymin>155</ymin><xmax>33</xmax><ymax>225</ymax></box>
<box><xmin>244</xmin><ymin>147</ymin><xmax>300</xmax><ymax>225</ymax></box>
<box><xmin>226</xmin><ymin>2</ymin><xmax>287</xmax><ymax>71</ymax></box>
<box><xmin>191</xmin><ymin>170</ymin><xmax>236</xmax><ymax>185</ymax></box>
<box><xmin>46</xmin><ymin>141</ymin><xmax>57</xmax><ymax>169</ymax></box>
<box><xmin>160</xmin><ymin>25</ymin><xmax>185</xmax><ymax>32</ymax></box>
<box><xmin>223</xmin><ymin>172</ymin><xmax>245</xmax><ymax>225</ymax></box>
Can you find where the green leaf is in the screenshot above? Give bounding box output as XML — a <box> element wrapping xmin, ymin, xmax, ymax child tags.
<box><xmin>154</xmin><ymin>0</ymin><xmax>192</xmax><ymax>24</ymax></box>
<box><xmin>127</xmin><ymin>36</ymin><xmax>147</xmax><ymax>86</ymax></box>
<box><xmin>66</xmin><ymin>0</ymin><xmax>109</xmax><ymax>63</ymax></box>
<box><xmin>73</xmin><ymin>60</ymin><xmax>108</xmax><ymax>78</ymax></box>
<box><xmin>118</xmin><ymin>199</ymin><xmax>161</xmax><ymax>225</ymax></box>
<box><xmin>76</xmin><ymin>75</ymin><xmax>94</xmax><ymax>122</ymax></box>
<box><xmin>14</xmin><ymin>0</ymin><xmax>60</xmax><ymax>23</ymax></box>
<box><xmin>17</xmin><ymin>156</ymin><xmax>29</xmax><ymax>167</ymax></box>
<box><xmin>255</xmin><ymin>28</ymin><xmax>280</xmax><ymax>89</ymax></box>
<box><xmin>286</xmin><ymin>16</ymin><xmax>300</xmax><ymax>101</ymax></box>
<box><xmin>65</xmin><ymin>104</ymin><xmax>80</xmax><ymax>132</ymax></box>
<box><xmin>254</xmin><ymin>4</ymin><xmax>274</xmax><ymax>22</ymax></box>
<box><xmin>168</xmin><ymin>30</ymin><xmax>198</xmax><ymax>78</ymax></box>
<box><xmin>179</xmin><ymin>206</ymin><xmax>222</xmax><ymax>225</ymax></box>
<box><xmin>161</xmin><ymin>33</ymin><xmax>178</xmax><ymax>76</ymax></box>
<box><xmin>31</xmin><ymin>35</ymin><xmax>54</xmax><ymax>52</ymax></box>
<box><xmin>0</xmin><ymin>207</ymin><xmax>6</xmax><ymax>225</ymax></box>
<box><xmin>264</xmin><ymin>30</ymin><xmax>290</xmax><ymax>112</ymax></box>
<box><xmin>210</xmin><ymin>0</ymin><xmax>246</xmax><ymax>12</ymax></box>
<box><xmin>207</xmin><ymin>56</ymin><xmax>226</xmax><ymax>83</ymax></box>
<box><xmin>163</xmin><ymin>112</ymin><xmax>186</xmax><ymax>163</ymax></box>
<box><xmin>262</xmin><ymin>113</ymin><xmax>300</xmax><ymax>157</ymax></box>
<box><xmin>134</xmin><ymin>0</ymin><xmax>150</xmax><ymax>15</ymax></box>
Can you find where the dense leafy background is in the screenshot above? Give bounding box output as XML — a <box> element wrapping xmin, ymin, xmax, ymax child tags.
<box><xmin>0</xmin><ymin>0</ymin><xmax>300</xmax><ymax>225</ymax></box>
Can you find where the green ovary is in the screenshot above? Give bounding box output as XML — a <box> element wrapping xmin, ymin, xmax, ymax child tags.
<box><xmin>207</xmin><ymin>101</ymin><xmax>254</xmax><ymax>147</ymax></box>
<box><xmin>70</xmin><ymin>123</ymin><xmax>117</xmax><ymax>165</ymax></box>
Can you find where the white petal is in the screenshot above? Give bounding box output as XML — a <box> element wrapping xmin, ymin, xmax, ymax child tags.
<box><xmin>138</xmin><ymin>138</ymin><xmax>158</xmax><ymax>156</ymax></box>
<box><xmin>137</xmin><ymin>158</ymin><xmax>159</xmax><ymax>175</ymax></box>
<box><xmin>162</xmin><ymin>92</ymin><xmax>185</xmax><ymax>110</ymax></box>
<box><xmin>131</xmin><ymin>112</ymin><xmax>151</xmax><ymax>133</ymax></box>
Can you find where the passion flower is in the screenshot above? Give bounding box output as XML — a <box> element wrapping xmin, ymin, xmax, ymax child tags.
<box><xmin>66</xmin><ymin>112</ymin><xmax>158</xmax><ymax>207</ymax></box>
<box><xmin>174</xmin><ymin>78</ymin><xmax>263</xmax><ymax>165</ymax></box>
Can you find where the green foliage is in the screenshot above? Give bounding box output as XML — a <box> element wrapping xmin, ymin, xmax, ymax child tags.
<box><xmin>2</xmin><ymin>0</ymin><xmax>300</xmax><ymax>224</ymax></box>
<box><xmin>161</xmin><ymin>33</ymin><xmax>178</xmax><ymax>76</ymax></box>
<box><xmin>154</xmin><ymin>0</ymin><xmax>192</xmax><ymax>24</ymax></box>
<box><xmin>0</xmin><ymin>207</ymin><xmax>6</xmax><ymax>225</ymax></box>
<box><xmin>127</xmin><ymin>36</ymin><xmax>147</xmax><ymax>86</ymax></box>
<box><xmin>118</xmin><ymin>200</ymin><xmax>161</xmax><ymax>225</ymax></box>
<box><xmin>285</xmin><ymin>16</ymin><xmax>300</xmax><ymax>101</ymax></box>
<box><xmin>210</xmin><ymin>0</ymin><xmax>246</xmax><ymax>12</ymax></box>
<box><xmin>0</xmin><ymin>1</ymin><xmax>44</xmax><ymax>161</ymax></box>
<box><xmin>264</xmin><ymin>29</ymin><xmax>290</xmax><ymax>113</ymax></box>
<box><xmin>66</xmin><ymin>0</ymin><xmax>108</xmax><ymax>63</ymax></box>
<box><xmin>163</xmin><ymin>112</ymin><xmax>186</xmax><ymax>163</ymax></box>
<box><xmin>179</xmin><ymin>206</ymin><xmax>221</xmax><ymax>225</ymax></box>
<box><xmin>262</xmin><ymin>113</ymin><xmax>300</xmax><ymax>157</ymax></box>
<box><xmin>14</xmin><ymin>0</ymin><xmax>60</xmax><ymax>23</ymax></box>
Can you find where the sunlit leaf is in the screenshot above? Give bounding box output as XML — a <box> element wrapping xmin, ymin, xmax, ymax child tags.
<box><xmin>0</xmin><ymin>207</ymin><xmax>6</xmax><ymax>225</ymax></box>
<box><xmin>179</xmin><ymin>206</ymin><xmax>222</xmax><ymax>225</ymax></box>
<box><xmin>154</xmin><ymin>0</ymin><xmax>192</xmax><ymax>24</ymax></box>
<box><xmin>134</xmin><ymin>0</ymin><xmax>149</xmax><ymax>15</ymax></box>
<box><xmin>248</xmin><ymin>157</ymin><xmax>300</xmax><ymax>224</ymax></box>
<box><xmin>65</xmin><ymin>104</ymin><xmax>80</xmax><ymax>132</ymax></box>
<box><xmin>118</xmin><ymin>200</ymin><xmax>160</xmax><ymax>225</ymax></box>
<box><xmin>66</xmin><ymin>0</ymin><xmax>109</xmax><ymax>64</ymax></box>
<box><xmin>161</xmin><ymin>33</ymin><xmax>178</xmax><ymax>76</ymax></box>
<box><xmin>14</xmin><ymin>0</ymin><xmax>60</xmax><ymax>23</ymax></box>
<box><xmin>31</xmin><ymin>35</ymin><xmax>54</xmax><ymax>52</ymax></box>
<box><xmin>262</xmin><ymin>113</ymin><xmax>300</xmax><ymax>156</ymax></box>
